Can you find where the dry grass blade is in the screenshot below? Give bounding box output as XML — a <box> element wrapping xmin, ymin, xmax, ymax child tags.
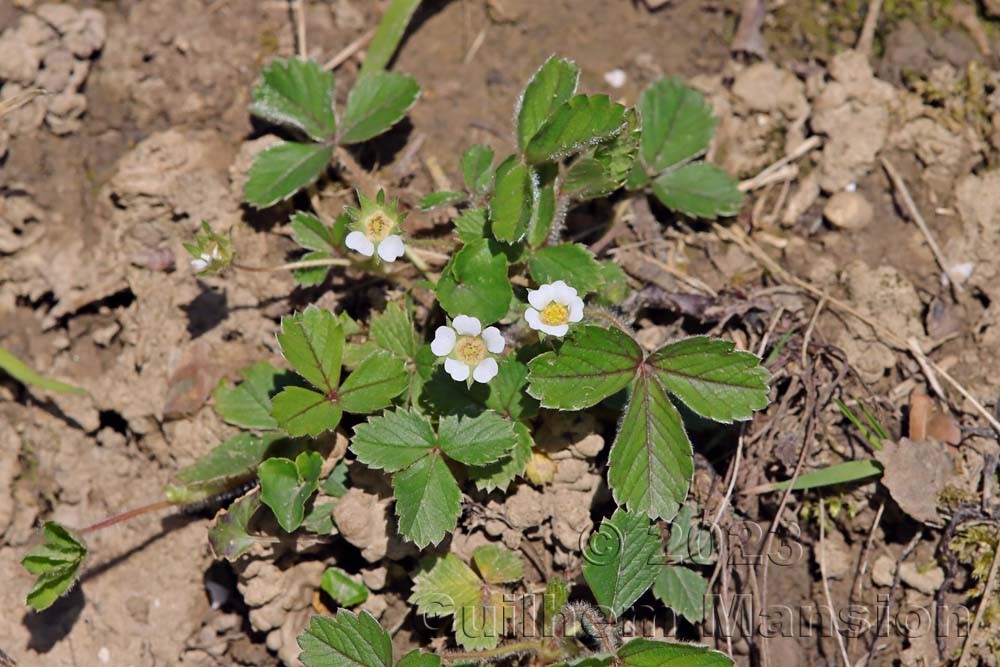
<box><xmin>0</xmin><ymin>87</ymin><xmax>45</xmax><ymax>119</ymax></box>
<box><xmin>323</xmin><ymin>29</ymin><xmax>376</xmax><ymax>71</ymax></box>
<box><xmin>819</xmin><ymin>500</ymin><xmax>852</xmax><ymax>667</ymax></box>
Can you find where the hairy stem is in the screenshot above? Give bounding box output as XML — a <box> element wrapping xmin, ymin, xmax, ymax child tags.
<box><xmin>81</xmin><ymin>499</ymin><xmax>175</xmax><ymax>535</ymax></box>
<box><xmin>234</xmin><ymin>258</ymin><xmax>352</xmax><ymax>273</ymax></box>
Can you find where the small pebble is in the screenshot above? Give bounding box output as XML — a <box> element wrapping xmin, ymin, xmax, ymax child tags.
<box><xmin>603</xmin><ymin>68</ymin><xmax>626</xmax><ymax>89</ymax></box>
<box><xmin>823</xmin><ymin>190</ymin><xmax>873</xmax><ymax>230</ymax></box>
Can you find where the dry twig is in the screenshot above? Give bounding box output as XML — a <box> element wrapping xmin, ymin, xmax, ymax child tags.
<box><xmin>819</xmin><ymin>499</ymin><xmax>852</xmax><ymax>667</ymax></box>
<box><xmin>323</xmin><ymin>29</ymin><xmax>376</xmax><ymax>71</ymax></box>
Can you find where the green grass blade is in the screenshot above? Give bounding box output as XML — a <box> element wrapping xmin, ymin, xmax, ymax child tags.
<box><xmin>359</xmin><ymin>0</ymin><xmax>421</xmax><ymax>78</ymax></box>
<box><xmin>0</xmin><ymin>347</ymin><xmax>84</xmax><ymax>394</ymax></box>
<box><xmin>835</xmin><ymin>399</ymin><xmax>885</xmax><ymax>451</ymax></box>
<box><xmin>772</xmin><ymin>460</ymin><xmax>883</xmax><ymax>491</ymax></box>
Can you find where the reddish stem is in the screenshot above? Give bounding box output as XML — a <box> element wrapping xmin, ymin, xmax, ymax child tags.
<box><xmin>81</xmin><ymin>499</ymin><xmax>175</xmax><ymax>535</ymax></box>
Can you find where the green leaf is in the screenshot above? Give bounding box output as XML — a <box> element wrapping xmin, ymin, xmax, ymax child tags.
<box><xmin>524</xmin><ymin>95</ymin><xmax>627</xmax><ymax>165</ymax></box>
<box><xmin>351</xmin><ymin>409</ymin><xmax>436</xmax><ymax>472</ymax></box>
<box><xmin>208</xmin><ymin>491</ymin><xmax>268</xmax><ymax>561</ymax></box>
<box><xmin>259</xmin><ymin>450</ymin><xmax>323</xmax><ymax>532</ymax></box>
<box><xmin>340</xmin><ymin>72</ymin><xmax>420</xmax><ymax>144</ymax></box>
<box><xmin>245</xmin><ymin>141</ymin><xmax>333</xmax><ymax>209</ymax></box>
<box><xmin>651</xmin><ymin>163</ymin><xmax>743</xmax><ymax>219</ymax></box>
<box><xmin>618</xmin><ymin>638</ymin><xmax>732</xmax><ymax>667</ymax></box>
<box><xmin>582</xmin><ymin>509</ymin><xmax>661</xmax><ymax>618</ymax></box>
<box><xmin>410</xmin><ymin>554</ymin><xmax>506</xmax><ymax>650</ymax></box>
<box><xmin>165</xmin><ymin>432</ymin><xmax>288</xmax><ymax>504</ymax></box>
<box><xmin>472</xmin><ymin>544</ymin><xmax>524</xmax><ymax>584</ymax></box>
<box><xmin>667</xmin><ymin>503</ymin><xmax>715</xmax><ymax>565</ymax></box>
<box><xmin>438</xmin><ymin>412</ymin><xmax>517</xmax><ymax>466</ymax></box>
<box><xmin>321</xmin><ymin>461</ymin><xmax>350</xmax><ymax>498</ymax></box>
<box><xmin>293</xmin><ymin>250</ymin><xmax>336</xmax><ymax>287</ymax></box>
<box><xmin>419</xmin><ymin>190</ymin><xmax>466</xmax><ymax>211</ymax></box>
<box><xmin>358</xmin><ymin>0</ymin><xmax>421</xmax><ymax>78</ymax></box>
<box><xmin>771</xmin><ymin>460</ymin><xmax>884</xmax><ymax>491</ymax></box>
<box><xmin>22</xmin><ymin>522</ymin><xmax>87</xmax><ymax>611</ymax></box>
<box><xmin>0</xmin><ymin>346</ymin><xmax>84</xmax><ymax>394</ymax></box>
<box><xmin>302</xmin><ymin>500</ymin><xmax>337</xmax><ymax>535</ymax></box>
<box><xmin>608</xmin><ymin>372</ymin><xmax>691</xmax><ymax>521</ymax></box>
<box><xmin>272</xmin><ymin>386</ymin><xmax>343</xmax><ymax>436</ymax></box>
<box><xmin>564</xmin><ymin>108</ymin><xmax>639</xmax><ymax>201</ymax></box>
<box><xmin>321</xmin><ymin>568</ymin><xmax>370</xmax><ymax>607</ymax></box>
<box><xmin>490</xmin><ymin>155</ymin><xmax>533</xmax><ymax>243</ymax></box>
<box><xmin>213</xmin><ymin>361</ymin><xmax>285</xmax><ymax>430</ymax></box>
<box><xmin>291</xmin><ymin>212</ymin><xmax>337</xmax><ymax>251</ymax></box>
<box><xmin>298</xmin><ymin>610</ymin><xmax>392</xmax><ymax>667</ymax></box>
<box><xmin>338</xmin><ymin>351</ymin><xmax>408</xmax><ymax>414</ymax></box>
<box><xmin>527</xmin><ymin>326</ymin><xmax>642</xmax><ymax>410</ymax></box>
<box><xmin>647</xmin><ymin>336</ymin><xmax>770</xmax><ymax>422</ymax></box>
<box><xmin>542</xmin><ymin>576</ymin><xmax>569</xmax><ymax>635</ymax></box>
<box><xmin>435</xmin><ymin>238</ymin><xmax>512</xmax><ymax>324</ymax></box>
<box><xmin>454</xmin><ymin>207</ymin><xmax>488</xmax><ymax>243</ymax></box>
<box><xmin>638</xmin><ymin>78</ymin><xmax>715</xmax><ymax>173</ymax></box>
<box><xmin>652</xmin><ymin>565</ymin><xmax>710</xmax><ymax>623</ymax></box>
<box><xmin>278</xmin><ymin>306</ymin><xmax>344</xmax><ymax>393</ymax></box>
<box><xmin>251</xmin><ymin>57</ymin><xmax>337</xmax><ymax>142</ymax></box>
<box><xmin>594</xmin><ymin>261</ymin><xmax>629</xmax><ymax>306</ymax></box>
<box><xmin>393</xmin><ymin>451</ymin><xmax>462</xmax><ymax>548</ymax></box>
<box><xmin>369</xmin><ymin>302</ymin><xmax>418</xmax><ymax>360</ymax></box>
<box><xmin>528</xmin><ymin>244</ymin><xmax>602</xmax><ymax>295</ymax></box>
<box><xmin>525</xmin><ymin>163</ymin><xmax>557</xmax><ymax>248</ymax></box>
<box><xmin>484</xmin><ymin>358</ymin><xmax>538</xmax><ymax>421</ymax></box>
<box><xmin>469</xmin><ymin>421</ymin><xmax>533</xmax><ymax>493</ymax></box>
<box><xmin>461</xmin><ymin>144</ymin><xmax>495</xmax><ymax>195</ymax></box>
<box><xmin>517</xmin><ymin>56</ymin><xmax>579</xmax><ymax>150</ymax></box>
<box><xmin>396</xmin><ymin>651</ymin><xmax>441</xmax><ymax>667</ymax></box>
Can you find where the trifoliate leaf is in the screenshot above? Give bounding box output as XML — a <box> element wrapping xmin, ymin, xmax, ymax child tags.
<box><xmin>454</xmin><ymin>207</ymin><xmax>488</xmax><ymax>244</ymax></box>
<box><xmin>647</xmin><ymin>336</ymin><xmax>769</xmax><ymax>422</ymax></box>
<box><xmin>517</xmin><ymin>56</ymin><xmax>579</xmax><ymax>150</ymax></box>
<box><xmin>435</xmin><ymin>238</ymin><xmax>512</xmax><ymax>324</ymax></box>
<box><xmin>525</xmin><ymin>163</ymin><xmax>558</xmax><ymax>248</ymax></box>
<box><xmin>528</xmin><ymin>243</ymin><xmax>602</xmax><ymax>295</ymax></box>
<box><xmin>484</xmin><ymin>358</ymin><xmax>538</xmax><ymax>421</ymax></box>
<box><xmin>213</xmin><ymin>361</ymin><xmax>286</xmax><ymax>430</ymax></box>
<box><xmin>524</xmin><ymin>95</ymin><xmax>627</xmax><ymax>165</ymax></box>
<box><xmin>393</xmin><ymin>451</ymin><xmax>462</xmax><ymax>548</ymax></box>
<box><xmin>608</xmin><ymin>372</ymin><xmax>691</xmax><ymax>522</ymax></box>
<box><xmin>667</xmin><ymin>503</ymin><xmax>715</xmax><ymax>565</ymax></box>
<box><xmin>650</xmin><ymin>163</ymin><xmax>743</xmax><ymax>219</ymax></box>
<box><xmin>278</xmin><ymin>306</ymin><xmax>344</xmax><ymax>394</ymax></box>
<box><xmin>208</xmin><ymin>490</ymin><xmax>268</xmax><ymax>561</ymax></box>
<box><xmin>527</xmin><ymin>325</ymin><xmax>642</xmax><ymax>410</ymax></box>
<box><xmin>637</xmin><ymin>78</ymin><xmax>715</xmax><ymax>173</ymax></box>
<box><xmin>245</xmin><ymin>141</ymin><xmax>333</xmax><ymax>208</ymax></box>
<box><xmin>369</xmin><ymin>302</ymin><xmax>418</xmax><ymax>360</ymax></box>
<box><xmin>472</xmin><ymin>544</ymin><xmax>524</xmax><ymax>584</ymax></box>
<box><xmin>337</xmin><ymin>351</ymin><xmax>408</xmax><ymax>414</ymax></box>
<box><xmin>164</xmin><ymin>432</ymin><xmax>289</xmax><ymax>504</ymax></box>
<box><xmin>652</xmin><ymin>565</ymin><xmax>710</xmax><ymax>623</ymax></box>
<box><xmin>461</xmin><ymin>144</ymin><xmax>495</xmax><ymax>195</ymax></box>
<box><xmin>618</xmin><ymin>638</ymin><xmax>732</xmax><ymax>667</ymax></box>
<box><xmin>438</xmin><ymin>412</ymin><xmax>517</xmax><ymax>466</ymax></box>
<box><xmin>563</xmin><ymin>109</ymin><xmax>639</xmax><ymax>201</ymax></box>
<box><xmin>22</xmin><ymin>522</ymin><xmax>87</xmax><ymax>611</ymax></box>
<box><xmin>582</xmin><ymin>509</ymin><xmax>661</xmax><ymax>618</ymax></box>
<box><xmin>251</xmin><ymin>58</ymin><xmax>337</xmax><ymax>142</ymax></box>
<box><xmin>419</xmin><ymin>190</ymin><xmax>466</xmax><ymax>211</ymax></box>
<box><xmin>298</xmin><ymin>610</ymin><xmax>392</xmax><ymax>667</ymax></box>
<box><xmin>258</xmin><ymin>450</ymin><xmax>323</xmax><ymax>532</ymax></box>
<box><xmin>490</xmin><ymin>155</ymin><xmax>533</xmax><ymax>243</ymax></box>
<box><xmin>320</xmin><ymin>568</ymin><xmax>369</xmax><ymax>607</ymax></box>
<box><xmin>291</xmin><ymin>212</ymin><xmax>337</xmax><ymax>252</ymax></box>
<box><xmin>339</xmin><ymin>72</ymin><xmax>420</xmax><ymax>144</ymax></box>
<box><xmin>468</xmin><ymin>421</ymin><xmax>533</xmax><ymax>493</ymax></box>
<box><xmin>271</xmin><ymin>386</ymin><xmax>343</xmax><ymax>436</ymax></box>
<box><xmin>396</xmin><ymin>651</ymin><xmax>441</xmax><ymax>667</ymax></box>
<box><xmin>351</xmin><ymin>409</ymin><xmax>436</xmax><ymax>472</ymax></box>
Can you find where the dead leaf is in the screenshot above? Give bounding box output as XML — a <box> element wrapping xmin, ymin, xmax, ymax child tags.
<box><xmin>908</xmin><ymin>389</ymin><xmax>961</xmax><ymax>445</ymax></box>
<box><xmin>875</xmin><ymin>438</ymin><xmax>953</xmax><ymax>525</ymax></box>
<box><xmin>163</xmin><ymin>340</ymin><xmax>218</xmax><ymax>419</ymax></box>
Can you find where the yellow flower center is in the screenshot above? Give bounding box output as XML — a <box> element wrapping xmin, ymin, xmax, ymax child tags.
<box><xmin>364</xmin><ymin>212</ymin><xmax>394</xmax><ymax>242</ymax></box>
<box><xmin>540</xmin><ymin>302</ymin><xmax>569</xmax><ymax>326</ymax></box>
<box><xmin>454</xmin><ymin>335</ymin><xmax>487</xmax><ymax>365</ymax></box>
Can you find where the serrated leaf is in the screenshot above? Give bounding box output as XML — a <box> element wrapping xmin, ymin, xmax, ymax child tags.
<box><xmin>473</xmin><ymin>545</ymin><xmax>524</xmax><ymax>584</ymax></box>
<box><xmin>259</xmin><ymin>450</ymin><xmax>323</xmax><ymax>532</ymax></box>
<box><xmin>542</xmin><ymin>576</ymin><xmax>569</xmax><ymax>635</ymax></box>
<box><xmin>340</xmin><ymin>72</ymin><xmax>419</xmax><ymax>144</ymax></box>
<box><xmin>410</xmin><ymin>554</ymin><xmax>505</xmax><ymax>650</ymax></box>
<box><xmin>528</xmin><ymin>244</ymin><xmax>602</xmax><ymax>295</ymax></box>
<box><xmin>594</xmin><ymin>261</ymin><xmax>629</xmax><ymax>306</ymax></box>
<box><xmin>208</xmin><ymin>491</ymin><xmax>267</xmax><ymax>561</ymax></box>
<box><xmin>0</xmin><ymin>347</ymin><xmax>84</xmax><ymax>394</ymax></box>
<box><xmin>251</xmin><ymin>58</ymin><xmax>336</xmax><ymax>142</ymax></box>
<box><xmin>278</xmin><ymin>306</ymin><xmax>344</xmax><ymax>394</ymax></box>
<box><xmin>245</xmin><ymin>141</ymin><xmax>333</xmax><ymax>208</ymax></box>
<box><xmin>214</xmin><ymin>361</ymin><xmax>285</xmax><ymax>430</ymax></box>
<box><xmin>618</xmin><ymin>638</ymin><xmax>732</xmax><ymax>667</ymax></box>
<box><xmin>321</xmin><ymin>460</ymin><xmax>350</xmax><ymax>498</ymax></box>
<box><xmin>582</xmin><ymin>509</ymin><xmax>661</xmax><ymax>618</ymax></box>
<box><xmin>525</xmin><ymin>163</ymin><xmax>557</xmax><ymax>248</ymax></box>
<box><xmin>393</xmin><ymin>451</ymin><xmax>462</xmax><ymax>548</ymax></box>
<box><xmin>608</xmin><ymin>372</ymin><xmax>691</xmax><ymax>521</ymax></box>
<box><xmin>517</xmin><ymin>56</ymin><xmax>579</xmax><ymax>150</ymax></box>
<box><xmin>652</xmin><ymin>565</ymin><xmax>710</xmax><ymax>623</ymax></box>
<box><xmin>527</xmin><ymin>325</ymin><xmax>642</xmax><ymax>410</ymax></box>
<box><xmin>524</xmin><ymin>95</ymin><xmax>627</xmax><ymax>164</ymax></box>
<box><xmin>647</xmin><ymin>336</ymin><xmax>769</xmax><ymax>422</ymax></box>
<box><xmin>454</xmin><ymin>207</ymin><xmax>488</xmax><ymax>243</ymax></box>
<box><xmin>667</xmin><ymin>503</ymin><xmax>716</xmax><ymax>565</ymax></box>
<box><xmin>396</xmin><ymin>651</ymin><xmax>441</xmax><ymax>667</ymax></box>
<box><xmin>490</xmin><ymin>155</ymin><xmax>533</xmax><ymax>243</ymax></box>
<box><xmin>321</xmin><ymin>568</ymin><xmax>369</xmax><ymax>607</ymax></box>
<box><xmin>22</xmin><ymin>522</ymin><xmax>87</xmax><ymax>611</ymax></box>
<box><xmin>469</xmin><ymin>421</ymin><xmax>532</xmax><ymax>493</ymax></box>
<box><xmin>638</xmin><ymin>78</ymin><xmax>715</xmax><ymax>173</ymax></box>
<box><xmin>338</xmin><ymin>351</ymin><xmax>408</xmax><ymax>414</ymax></box>
<box><xmin>369</xmin><ymin>302</ymin><xmax>417</xmax><ymax>360</ymax></box>
<box><xmin>564</xmin><ymin>108</ymin><xmax>639</xmax><ymax>201</ymax></box>
<box><xmin>298</xmin><ymin>610</ymin><xmax>392</xmax><ymax>667</ymax></box>
<box><xmin>435</xmin><ymin>238</ymin><xmax>512</xmax><ymax>324</ymax></box>
<box><xmin>272</xmin><ymin>386</ymin><xmax>343</xmax><ymax>436</ymax></box>
<box><xmin>419</xmin><ymin>190</ymin><xmax>466</xmax><ymax>211</ymax></box>
<box><xmin>291</xmin><ymin>212</ymin><xmax>336</xmax><ymax>251</ymax></box>
<box><xmin>438</xmin><ymin>412</ymin><xmax>517</xmax><ymax>466</ymax></box>
<box><xmin>294</xmin><ymin>250</ymin><xmax>336</xmax><ymax>286</ymax></box>
<box><xmin>461</xmin><ymin>144</ymin><xmax>495</xmax><ymax>195</ymax></box>
<box><xmin>165</xmin><ymin>432</ymin><xmax>288</xmax><ymax>504</ymax></box>
<box><xmin>302</xmin><ymin>500</ymin><xmax>337</xmax><ymax>535</ymax></box>
<box><xmin>484</xmin><ymin>358</ymin><xmax>538</xmax><ymax>421</ymax></box>
<box><xmin>351</xmin><ymin>409</ymin><xmax>436</xmax><ymax>472</ymax></box>
<box><xmin>651</xmin><ymin>163</ymin><xmax>743</xmax><ymax>219</ymax></box>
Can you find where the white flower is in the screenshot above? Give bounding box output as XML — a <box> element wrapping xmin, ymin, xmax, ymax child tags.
<box><xmin>431</xmin><ymin>314</ymin><xmax>505</xmax><ymax>384</ymax></box>
<box><xmin>345</xmin><ymin>210</ymin><xmax>405</xmax><ymax>262</ymax></box>
<box><xmin>525</xmin><ymin>280</ymin><xmax>584</xmax><ymax>337</ymax></box>
<box><xmin>190</xmin><ymin>246</ymin><xmax>222</xmax><ymax>272</ymax></box>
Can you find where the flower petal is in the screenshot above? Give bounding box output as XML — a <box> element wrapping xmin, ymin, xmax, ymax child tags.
<box><xmin>430</xmin><ymin>326</ymin><xmax>456</xmax><ymax>356</ymax></box>
<box><xmin>551</xmin><ymin>281</ymin><xmax>578</xmax><ymax>304</ymax></box>
<box><xmin>376</xmin><ymin>235</ymin><xmax>405</xmax><ymax>262</ymax></box>
<box><xmin>539</xmin><ymin>322</ymin><xmax>569</xmax><ymax>337</ymax></box>
<box><xmin>452</xmin><ymin>315</ymin><xmax>482</xmax><ymax>336</ymax></box>
<box><xmin>345</xmin><ymin>231</ymin><xmax>375</xmax><ymax>257</ymax></box>
<box><xmin>524</xmin><ymin>308</ymin><xmax>542</xmax><ymax>331</ymax></box>
<box><xmin>527</xmin><ymin>284</ymin><xmax>554</xmax><ymax>310</ymax></box>
<box><xmin>568</xmin><ymin>295</ymin><xmax>585</xmax><ymax>322</ymax></box>
<box><xmin>472</xmin><ymin>357</ymin><xmax>499</xmax><ymax>383</ymax></box>
<box><xmin>481</xmin><ymin>326</ymin><xmax>505</xmax><ymax>354</ymax></box>
<box><xmin>444</xmin><ymin>358</ymin><xmax>470</xmax><ymax>382</ymax></box>
<box><xmin>191</xmin><ymin>258</ymin><xmax>208</xmax><ymax>271</ymax></box>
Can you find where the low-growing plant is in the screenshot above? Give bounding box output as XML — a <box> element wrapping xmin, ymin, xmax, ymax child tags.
<box><xmin>21</xmin><ymin>5</ymin><xmax>769</xmax><ymax>664</ymax></box>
